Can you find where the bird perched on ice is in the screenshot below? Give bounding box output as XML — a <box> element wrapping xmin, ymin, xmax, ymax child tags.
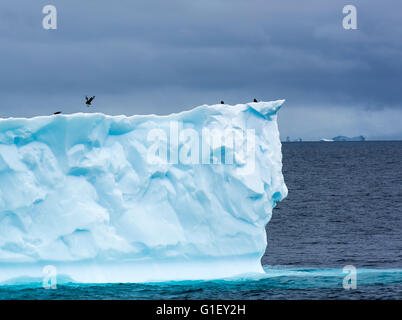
<box><xmin>220</xmin><ymin>100</ymin><xmax>224</xmax><ymax>104</ymax></box>
<box><xmin>253</xmin><ymin>98</ymin><xmax>258</xmax><ymax>102</ymax></box>
<box><xmin>85</xmin><ymin>96</ymin><xmax>95</xmax><ymax>106</ymax></box>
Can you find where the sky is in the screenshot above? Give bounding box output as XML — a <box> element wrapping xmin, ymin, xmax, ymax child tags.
<box><xmin>0</xmin><ymin>0</ymin><xmax>401</xmax><ymax>140</ymax></box>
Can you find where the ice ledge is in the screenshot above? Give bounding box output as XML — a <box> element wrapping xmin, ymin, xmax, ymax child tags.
<box><xmin>0</xmin><ymin>256</ymin><xmax>264</xmax><ymax>284</ymax></box>
<box><xmin>0</xmin><ymin>99</ymin><xmax>285</xmax><ymax>121</ymax></box>
<box><xmin>247</xmin><ymin>99</ymin><xmax>285</xmax><ymax>118</ymax></box>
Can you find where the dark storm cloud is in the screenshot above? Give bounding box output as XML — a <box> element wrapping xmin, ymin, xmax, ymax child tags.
<box><xmin>0</xmin><ymin>0</ymin><xmax>401</xmax><ymax>139</ymax></box>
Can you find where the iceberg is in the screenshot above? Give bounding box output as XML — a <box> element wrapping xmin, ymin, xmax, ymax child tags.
<box><xmin>332</xmin><ymin>135</ymin><xmax>365</xmax><ymax>142</ymax></box>
<box><xmin>0</xmin><ymin>100</ymin><xmax>287</xmax><ymax>283</ymax></box>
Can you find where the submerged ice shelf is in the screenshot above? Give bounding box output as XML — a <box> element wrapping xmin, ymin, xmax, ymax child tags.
<box><xmin>0</xmin><ymin>100</ymin><xmax>287</xmax><ymax>283</ymax></box>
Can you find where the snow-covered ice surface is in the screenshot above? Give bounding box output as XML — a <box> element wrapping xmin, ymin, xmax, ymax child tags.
<box><xmin>0</xmin><ymin>100</ymin><xmax>287</xmax><ymax>283</ymax></box>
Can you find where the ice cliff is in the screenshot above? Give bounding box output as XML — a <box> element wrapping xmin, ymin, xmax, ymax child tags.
<box><xmin>0</xmin><ymin>100</ymin><xmax>287</xmax><ymax>283</ymax></box>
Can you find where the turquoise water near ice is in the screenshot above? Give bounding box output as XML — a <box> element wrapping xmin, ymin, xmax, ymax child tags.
<box><xmin>1</xmin><ymin>267</ymin><xmax>401</xmax><ymax>299</ymax></box>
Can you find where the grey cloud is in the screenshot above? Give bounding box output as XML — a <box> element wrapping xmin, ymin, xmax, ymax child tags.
<box><xmin>0</xmin><ymin>0</ymin><xmax>401</xmax><ymax>139</ymax></box>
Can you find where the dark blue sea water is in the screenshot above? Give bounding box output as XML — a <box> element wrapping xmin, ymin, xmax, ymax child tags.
<box><xmin>1</xmin><ymin>141</ymin><xmax>401</xmax><ymax>299</ymax></box>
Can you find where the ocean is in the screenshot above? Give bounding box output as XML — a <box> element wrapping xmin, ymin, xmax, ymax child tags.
<box><xmin>1</xmin><ymin>141</ymin><xmax>401</xmax><ymax>299</ymax></box>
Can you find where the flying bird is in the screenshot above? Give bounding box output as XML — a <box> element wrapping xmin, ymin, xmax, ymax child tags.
<box><xmin>85</xmin><ymin>96</ymin><xmax>95</xmax><ymax>106</ymax></box>
<box><xmin>53</xmin><ymin>111</ymin><xmax>62</xmax><ymax>115</ymax></box>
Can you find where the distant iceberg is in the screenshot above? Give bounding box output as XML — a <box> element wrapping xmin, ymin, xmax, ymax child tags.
<box><xmin>320</xmin><ymin>136</ymin><xmax>365</xmax><ymax>142</ymax></box>
<box><xmin>0</xmin><ymin>100</ymin><xmax>287</xmax><ymax>283</ymax></box>
<box><xmin>332</xmin><ymin>135</ymin><xmax>365</xmax><ymax>142</ymax></box>
<box><xmin>284</xmin><ymin>136</ymin><xmax>302</xmax><ymax>142</ymax></box>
